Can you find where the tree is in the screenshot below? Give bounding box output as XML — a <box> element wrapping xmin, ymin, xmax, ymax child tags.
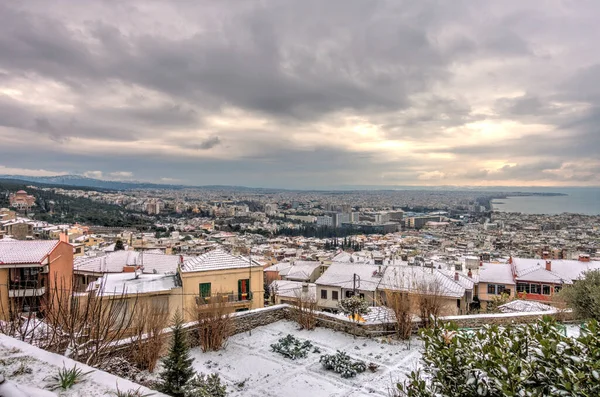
<box><xmin>114</xmin><ymin>239</ymin><xmax>125</xmax><ymax>251</ymax></box>
<box><xmin>158</xmin><ymin>311</ymin><xmax>195</xmax><ymax>397</ymax></box>
<box><xmin>338</xmin><ymin>295</ymin><xmax>370</xmax><ymax>321</ymax></box>
<box><xmin>183</xmin><ymin>373</ymin><xmax>227</xmax><ymax>397</ymax></box>
<box><xmin>394</xmin><ymin>318</ymin><xmax>600</xmax><ymax>397</ymax></box>
<box><xmin>561</xmin><ymin>269</ymin><xmax>600</xmax><ymax>320</ymax></box>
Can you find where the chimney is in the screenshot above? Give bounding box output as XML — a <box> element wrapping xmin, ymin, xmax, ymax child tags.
<box><xmin>545</xmin><ymin>260</ymin><xmax>552</xmax><ymax>271</ymax></box>
<box><xmin>60</xmin><ymin>231</ymin><xmax>69</xmax><ymax>244</ymax></box>
<box><xmin>467</xmin><ymin>269</ymin><xmax>473</xmax><ymax>278</ymax></box>
<box><xmin>579</xmin><ymin>254</ymin><xmax>590</xmax><ymax>263</ymax></box>
<box><xmin>508</xmin><ymin>256</ymin><xmax>513</xmax><ymax>265</ymax></box>
<box><xmin>479</xmin><ymin>260</ymin><xmax>483</xmax><ymax>267</ymax></box>
<box><xmin>454</xmin><ymin>272</ymin><xmax>459</xmax><ymax>281</ymax></box>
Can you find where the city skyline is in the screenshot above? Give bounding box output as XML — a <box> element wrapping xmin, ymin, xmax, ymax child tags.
<box><xmin>1</xmin><ymin>1</ymin><xmax>600</xmax><ymax>188</ymax></box>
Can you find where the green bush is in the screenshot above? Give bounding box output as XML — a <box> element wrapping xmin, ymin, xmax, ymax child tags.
<box><xmin>320</xmin><ymin>351</ymin><xmax>366</xmax><ymax>378</ymax></box>
<box><xmin>561</xmin><ymin>269</ymin><xmax>600</xmax><ymax>320</ymax></box>
<box><xmin>271</xmin><ymin>334</ymin><xmax>314</xmax><ymax>360</ymax></box>
<box><xmin>395</xmin><ymin>318</ymin><xmax>600</xmax><ymax>396</ymax></box>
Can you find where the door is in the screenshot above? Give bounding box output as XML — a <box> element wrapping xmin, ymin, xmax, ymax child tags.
<box><xmin>238</xmin><ymin>279</ymin><xmax>250</xmax><ymax>301</ymax></box>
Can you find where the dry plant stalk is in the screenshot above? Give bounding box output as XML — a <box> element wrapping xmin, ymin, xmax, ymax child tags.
<box><xmin>1</xmin><ymin>276</ymin><xmax>141</xmax><ymax>367</ymax></box>
<box><xmin>193</xmin><ymin>293</ymin><xmax>233</xmax><ymax>352</ymax></box>
<box><xmin>415</xmin><ymin>279</ymin><xmax>444</xmax><ymax>328</ymax></box>
<box><xmin>383</xmin><ymin>290</ymin><xmax>413</xmax><ymax>340</ymax></box>
<box><xmin>128</xmin><ymin>300</ymin><xmax>170</xmax><ymax>372</ymax></box>
<box><xmin>291</xmin><ymin>289</ymin><xmax>317</xmax><ymax>330</ymax></box>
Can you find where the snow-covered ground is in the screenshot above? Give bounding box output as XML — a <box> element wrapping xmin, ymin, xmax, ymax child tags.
<box><xmin>189</xmin><ymin>320</ymin><xmax>423</xmax><ymax>397</ymax></box>
<box><xmin>0</xmin><ymin>334</ymin><xmax>166</xmax><ymax>397</ymax></box>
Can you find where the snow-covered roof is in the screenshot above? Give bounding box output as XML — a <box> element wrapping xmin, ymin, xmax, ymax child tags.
<box><xmin>281</xmin><ymin>261</ymin><xmax>322</xmax><ymax>281</ymax></box>
<box><xmin>181</xmin><ymin>248</ymin><xmax>260</xmax><ymax>273</ymax></box>
<box><xmin>478</xmin><ymin>263</ymin><xmax>515</xmax><ymax>285</ymax></box>
<box><xmin>74</xmin><ymin>250</ymin><xmax>183</xmax><ymax>274</ymax></box>
<box><xmin>271</xmin><ymin>280</ymin><xmax>316</xmax><ymax>300</ymax></box>
<box><xmin>0</xmin><ymin>240</ymin><xmax>59</xmax><ymax>264</ymax></box>
<box><xmin>513</xmin><ymin>257</ymin><xmax>600</xmax><ymax>283</ymax></box>
<box><xmin>315</xmin><ymin>262</ymin><xmax>384</xmax><ymax>292</ymax></box>
<box><xmin>264</xmin><ymin>262</ymin><xmax>294</xmax><ymax>273</ymax></box>
<box><xmin>498</xmin><ymin>299</ymin><xmax>556</xmax><ymax>313</ymax></box>
<box><xmin>90</xmin><ymin>273</ymin><xmax>178</xmax><ymax>296</ymax></box>
<box><xmin>379</xmin><ymin>266</ymin><xmax>466</xmax><ymax>298</ymax></box>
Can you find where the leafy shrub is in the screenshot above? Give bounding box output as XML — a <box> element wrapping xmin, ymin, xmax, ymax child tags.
<box><xmin>271</xmin><ymin>334</ymin><xmax>314</xmax><ymax>360</ymax></box>
<box><xmin>561</xmin><ymin>269</ymin><xmax>600</xmax><ymax>320</ymax></box>
<box><xmin>183</xmin><ymin>373</ymin><xmax>227</xmax><ymax>397</ymax></box>
<box><xmin>338</xmin><ymin>296</ymin><xmax>370</xmax><ymax>320</ymax></box>
<box><xmin>320</xmin><ymin>351</ymin><xmax>367</xmax><ymax>378</ymax></box>
<box><xmin>47</xmin><ymin>364</ymin><xmax>93</xmax><ymax>390</ymax></box>
<box><xmin>394</xmin><ymin>318</ymin><xmax>600</xmax><ymax>396</ymax></box>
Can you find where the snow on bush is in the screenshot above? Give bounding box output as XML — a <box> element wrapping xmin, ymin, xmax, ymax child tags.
<box><xmin>270</xmin><ymin>334</ymin><xmax>314</xmax><ymax>360</ymax></box>
<box><xmin>319</xmin><ymin>351</ymin><xmax>367</xmax><ymax>378</ymax></box>
<box><xmin>394</xmin><ymin>317</ymin><xmax>600</xmax><ymax>396</ymax></box>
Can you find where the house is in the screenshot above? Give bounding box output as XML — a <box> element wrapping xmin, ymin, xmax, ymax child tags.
<box><xmin>86</xmin><ymin>271</ymin><xmax>182</xmax><ymax>326</ymax></box>
<box><xmin>379</xmin><ymin>266</ymin><xmax>469</xmax><ymax>316</ymax></box>
<box><xmin>264</xmin><ymin>262</ymin><xmax>293</xmax><ymax>286</ymax></box>
<box><xmin>73</xmin><ymin>250</ymin><xmax>184</xmax><ymax>291</ymax></box>
<box><xmin>476</xmin><ymin>263</ymin><xmax>516</xmax><ymax>308</ymax></box>
<box><xmin>510</xmin><ymin>257</ymin><xmax>600</xmax><ymax>301</ymax></box>
<box><xmin>270</xmin><ymin>280</ymin><xmax>316</xmax><ymax>305</ymax></box>
<box><xmin>315</xmin><ymin>262</ymin><xmax>385</xmax><ymax>311</ymax></box>
<box><xmin>0</xmin><ymin>240</ymin><xmax>73</xmax><ymax>320</ymax></box>
<box><xmin>279</xmin><ymin>261</ymin><xmax>325</xmax><ymax>283</ymax></box>
<box><xmin>179</xmin><ymin>248</ymin><xmax>264</xmax><ymax>320</ymax></box>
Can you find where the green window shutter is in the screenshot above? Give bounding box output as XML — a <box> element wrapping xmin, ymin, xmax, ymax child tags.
<box><xmin>199</xmin><ymin>282</ymin><xmax>211</xmax><ymax>298</ymax></box>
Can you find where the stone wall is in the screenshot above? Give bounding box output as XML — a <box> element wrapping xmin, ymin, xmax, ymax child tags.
<box><xmin>229</xmin><ymin>305</ymin><xmax>290</xmax><ymax>334</ymax></box>
<box><xmin>438</xmin><ymin>310</ymin><xmax>574</xmax><ymax>329</ymax></box>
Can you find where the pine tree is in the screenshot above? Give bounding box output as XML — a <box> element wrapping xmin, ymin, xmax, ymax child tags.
<box><xmin>158</xmin><ymin>311</ymin><xmax>195</xmax><ymax>397</ymax></box>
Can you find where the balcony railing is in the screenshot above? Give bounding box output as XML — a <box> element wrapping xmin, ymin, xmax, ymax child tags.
<box><xmin>9</xmin><ymin>280</ymin><xmax>42</xmax><ymax>290</ymax></box>
<box><xmin>195</xmin><ymin>292</ymin><xmax>253</xmax><ymax>306</ymax></box>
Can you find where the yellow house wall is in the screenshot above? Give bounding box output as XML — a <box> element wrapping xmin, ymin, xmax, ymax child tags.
<box><xmin>181</xmin><ymin>267</ymin><xmax>264</xmax><ymax>321</ymax></box>
<box><xmin>478</xmin><ymin>282</ymin><xmax>516</xmax><ymax>302</ymax></box>
<box><xmin>0</xmin><ymin>269</ymin><xmax>9</xmax><ymax>321</ymax></box>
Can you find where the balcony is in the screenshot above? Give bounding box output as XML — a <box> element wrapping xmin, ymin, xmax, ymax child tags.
<box><xmin>8</xmin><ymin>280</ymin><xmax>46</xmax><ymax>298</ymax></box>
<box><xmin>195</xmin><ymin>292</ymin><xmax>253</xmax><ymax>306</ymax></box>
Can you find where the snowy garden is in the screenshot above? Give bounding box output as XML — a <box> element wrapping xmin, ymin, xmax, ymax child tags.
<box><xmin>188</xmin><ymin>320</ymin><xmax>423</xmax><ymax>397</ymax></box>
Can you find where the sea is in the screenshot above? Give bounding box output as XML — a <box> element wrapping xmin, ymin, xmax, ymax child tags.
<box><xmin>491</xmin><ymin>187</ymin><xmax>600</xmax><ymax>216</ymax></box>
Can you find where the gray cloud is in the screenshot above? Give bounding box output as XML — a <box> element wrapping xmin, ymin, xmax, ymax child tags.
<box><xmin>0</xmin><ymin>1</ymin><xmax>599</xmax><ymax>187</ymax></box>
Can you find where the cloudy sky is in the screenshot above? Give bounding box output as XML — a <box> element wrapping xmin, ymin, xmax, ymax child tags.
<box><xmin>0</xmin><ymin>1</ymin><xmax>599</xmax><ymax>188</ymax></box>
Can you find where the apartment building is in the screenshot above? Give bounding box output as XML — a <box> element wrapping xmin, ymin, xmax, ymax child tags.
<box><xmin>0</xmin><ymin>240</ymin><xmax>73</xmax><ymax>320</ymax></box>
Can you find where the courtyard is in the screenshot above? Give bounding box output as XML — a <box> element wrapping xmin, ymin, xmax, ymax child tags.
<box><xmin>189</xmin><ymin>320</ymin><xmax>423</xmax><ymax>397</ymax></box>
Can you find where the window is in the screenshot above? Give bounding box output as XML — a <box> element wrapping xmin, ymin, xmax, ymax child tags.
<box><xmin>345</xmin><ymin>290</ymin><xmax>354</xmax><ymax>298</ymax></box>
<box><xmin>554</xmin><ymin>286</ymin><xmax>562</xmax><ymax>293</ymax></box>
<box><xmin>542</xmin><ymin>285</ymin><xmax>551</xmax><ymax>295</ymax></box>
<box><xmin>153</xmin><ymin>296</ymin><xmax>169</xmax><ymax>313</ymax></box>
<box><xmin>487</xmin><ymin>284</ymin><xmax>506</xmax><ymax>295</ymax></box>
<box><xmin>321</xmin><ymin>289</ymin><xmax>328</xmax><ymax>299</ymax></box>
<box><xmin>199</xmin><ymin>283</ymin><xmax>211</xmax><ymax>298</ymax></box>
<box><xmin>332</xmin><ymin>291</ymin><xmax>339</xmax><ymax>301</ymax></box>
<box><xmin>359</xmin><ymin>293</ymin><xmax>365</xmax><ymax>299</ymax></box>
<box><xmin>530</xmin><ymin>284</ymin><xmax>541</xmax><ymax>294</ymax></box>
<box><xmin>517</xmin><ymin>283</ymin><xmax>530</xmax><ymax>293</ymax></box>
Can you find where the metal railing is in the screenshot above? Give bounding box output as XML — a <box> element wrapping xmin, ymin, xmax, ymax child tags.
<box><xmin>195</xmin><ymin>292</ymin><xmax>253</xmax><ymax>305</ymax></box>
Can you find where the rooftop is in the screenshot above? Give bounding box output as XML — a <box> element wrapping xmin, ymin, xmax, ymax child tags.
<box><xmin>181</xmin><ymin>248</ymin><xmax>261</xmax><ymax>273</ymax></box>
<box><xmin>0</xmin><ymin>240</ymin><xmax>59</xmax><ymax>265</ymax></box>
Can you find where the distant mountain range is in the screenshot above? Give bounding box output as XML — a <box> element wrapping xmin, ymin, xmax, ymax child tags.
<box><xmin>0</xmin><ymin>174</ymin><xmax>274</xmax><ymax>192</ymax></box>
